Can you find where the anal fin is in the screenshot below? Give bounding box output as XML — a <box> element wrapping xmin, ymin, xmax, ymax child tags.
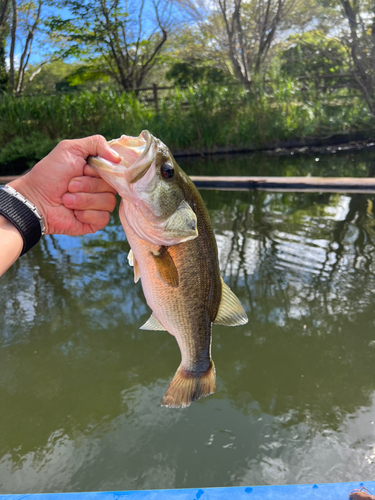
<box><xmin>140</xmin><ymin>314</ymin><xmax>165</xmax><ymax>331</ymax></box>
<box><xmin>214</xmin><ymin>277</ymin><xmax>248</xmax><ymax>326</ymax></box>
<box><xmin>128</xmin><ymin>249</ymin><xmax>141</xmax><ymax>283</ymax></box>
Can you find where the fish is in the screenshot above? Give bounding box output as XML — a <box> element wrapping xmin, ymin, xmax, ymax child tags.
<box><xmin>88</xmin><ymin>131</ymin><xmax>248</xmax><ymax>408</ymax></box>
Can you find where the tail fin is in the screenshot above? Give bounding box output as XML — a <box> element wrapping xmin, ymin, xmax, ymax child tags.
<box><xmin>162</xmin><ymin>362</ymin><xmax>216</xmax><ymax>408</ymax></box>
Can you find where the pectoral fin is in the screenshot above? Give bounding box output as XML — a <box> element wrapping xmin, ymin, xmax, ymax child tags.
<box><xmin>127</xmin><ymin>249</ymin><xmax>141</xmax><ymax>283</ymax></box>
<box><xmin>151</xmin><ymin>246</ymin><xmax>179</xmax><ymax>287</ymax></box>
<box><xmin>140</xmin><ymin>314</ymin><xmax>166</xmax><ymax>331</ymax></box>
<box><xmin>214</xmin><ymin>277</ymin><xmax>248</xmax><ymax>326</ymax></box>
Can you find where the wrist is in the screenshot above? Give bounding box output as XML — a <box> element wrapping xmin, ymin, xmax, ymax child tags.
<box><xmin>0</xmin><ymin>184</ymin><xmax>45</xmax><ymax>256</ymax></box>
<box><xmin>9</xmin><ymin>174</ymin><xmax>45</xmax><ymax>218</ymax></box>
<box><xmin>0</xmin><ymin>213</ymin><xmax>24</xmax><ymax>245</ymax></box>
<box><xmin>9</xmin><ymin>173</ymin><xmax>49</xmax><ymax>235</ymax></box>
<box><xmin>0</xmin><ymin>214</ymin><xmax>23</xmax><ymax>275</ymax></box>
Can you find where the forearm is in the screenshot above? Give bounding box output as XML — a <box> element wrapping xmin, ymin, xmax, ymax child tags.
<box><xmin>0</xmin><ymin>214</ymin><xmax>23</xmax><ymax>277</ymax></box>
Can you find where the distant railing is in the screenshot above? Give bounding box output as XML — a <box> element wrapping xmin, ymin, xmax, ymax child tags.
<box><xmin>131</xmin><ymin>75</ymin><xmax>361</xmax><ymax>110</ymax></box>
<box><xmin>4</xmin><ymin>73</ymin><xmax>362</xmax><ymax>109</ymax></box>
<box><xmin>4</xmin><ymin>174</ymin><xmax>375</xmax><ymax>194</ymax></box>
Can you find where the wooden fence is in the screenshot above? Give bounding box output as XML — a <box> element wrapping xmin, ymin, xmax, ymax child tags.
<box><xmin>135</xmin><ymin>74</ymin><xmax>360</xmax><ymax>110</ymax></box>
<box><xmin>6</xmin><ymin>73</ymin><xmax>361</xmax><ymax>109</ymax></box>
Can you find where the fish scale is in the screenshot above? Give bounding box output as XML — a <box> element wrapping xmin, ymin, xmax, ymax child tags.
<box><xmin>88</xmin><ymin>130</ymin><xmax>248</xmax><ymax>408</ymax></box>
<box><xmin>120</xmin><ymin>190</ymin><xmax>220</xmax><ymax>375</ymax></box>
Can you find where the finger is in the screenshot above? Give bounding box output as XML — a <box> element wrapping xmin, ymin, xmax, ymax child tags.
<box><xmin>74</xmin><ymin>210</ymin><xmax>111</xmax><ymax>230</ymax></box>
<box><xmin>68</xmin><ymin>176</ymin><xmax>117</xmax><ymax>195</ymax></box>
<box><xmin>72</xmin><ymin>135</ymin><xmax>121</xmax><ymax>164</ymax></box>
<box><xmin>62</xmin><ymin>192</ymin><xmax>117</xmax><ymax>212</ymax></box>
<box><xmin>83</xmin><ymin>165</ymin><xmax>101</xmax><ymax>178</ymax></box>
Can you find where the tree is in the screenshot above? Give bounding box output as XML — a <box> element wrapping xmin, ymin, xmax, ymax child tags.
<box><xmin>165</xmin><ymin>60</ymin><xmax>231</xmax><ymax>85</ymax></box>
<box><xmin>155</xmin><ymin>23</ymin><xmax>234</xmax><ymax>85</ymax></box>
<box><xmin>0</xmin><ymin>0</ymin><xmax>46</xmax><ymax>95</ymax></box>
<box><xmin>281</xmin><ymin>31</ymin><xmax>348</xmax><ymax>79</ymax></box>
<box><xmin>48</xmin><ymin>0</ymin><xmax>172</xmax><ymax>91</ymax></box>
<box><xmin>177</xmin><ymin>0</ymin><xmax>315</xmax><ymax>84</ymax></box>
<box><xmin>220</xmin><ymin>0</ymin><xmax>293</xmax><ymax>81</ymax></box>
<box><xmin>338</xmin><ymin>0</ymin><xmax>375</xmax><ymax>115</ymax></box>
<box><xmin>280</xmin><ymin>30</ymin><xmax>351</xmax><ymax>94</ymax></box>
<box><xmin>21</xmin><ymin>59</ymin><xmax>109</xmax><ymax>94</ymax></box>
<box><xmin>0</xmin><ymin>0</ymin><xmax>9</xmax><ymax>92</ymax></box>
<box><xmin>7</xmin><ymin>0</ymin><xmax>44</xmax><ymax>95</ymax></box>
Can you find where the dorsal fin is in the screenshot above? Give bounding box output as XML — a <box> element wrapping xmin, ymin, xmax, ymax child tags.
<box><xmin>127</xmin><ymin>249</ymin><xmax>141</xmax><ymax>283</ymax></box>
<box><xmin>140</xmin><ymin>314</ymin><xmax>166</xmax><ymax>331</ymax></box>
<box><xmin>214</xmin><ymin>277</ymin><xmax>248</xmax><ymax>326</ymax></box>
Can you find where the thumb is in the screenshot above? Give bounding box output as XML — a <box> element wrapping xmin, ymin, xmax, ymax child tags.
<box><xmin>69</xmin><ymin>135</ymin><xmax>121</xmax><ymax>164</ymax></box>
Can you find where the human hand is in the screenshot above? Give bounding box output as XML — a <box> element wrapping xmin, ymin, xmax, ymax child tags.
<box><xmin>8</xmin><ymin>135</ymin><xmax>120</xmax><ymax>236</ymax></box>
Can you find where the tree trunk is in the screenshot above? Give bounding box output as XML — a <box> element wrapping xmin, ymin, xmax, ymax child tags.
<box><xmin>339</xmin><ymin>0</ymin><xmax>375</xmax><ymax>116</ymax></box>
<box><xmin>0</xmin><ymin>0</ymin><xmax>8</xmax><ymax>92</ymax></box>
<box><xmin>8</xmin><ymin>0</ymin><xmax>16</xmax><ymax>93</ymax></box>
<box><xmin>15</xmin><ymin>0</ymin><xmax>42</xmax><ymax>94</ymax></box>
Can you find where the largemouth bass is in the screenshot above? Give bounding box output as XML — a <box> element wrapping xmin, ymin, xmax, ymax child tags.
<box><xmin>88</xmin><ymin>131</ymin><xmax>248</xmax><ymax>408</ymax></box>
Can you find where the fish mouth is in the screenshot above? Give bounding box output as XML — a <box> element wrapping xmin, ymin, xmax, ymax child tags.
<box><xmin>88</xmin><ymin>130</ymin><xmax>156</xmax><ymax>183</ymax></box>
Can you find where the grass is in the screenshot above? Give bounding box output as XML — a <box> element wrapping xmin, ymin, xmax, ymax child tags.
<box><xmin>1</xmin><ymin>80</ymin><xmax>374</xmax><ymax>174</ymax></box>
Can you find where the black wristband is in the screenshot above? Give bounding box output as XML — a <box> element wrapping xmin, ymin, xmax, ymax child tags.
<box><xmin>0</xmin><ymin>186</ymin><xmax>45</xmax><ymax>256</ymax></box>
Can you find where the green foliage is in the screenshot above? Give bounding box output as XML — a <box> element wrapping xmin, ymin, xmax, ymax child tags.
<box><xmin>0</xmin><ymin>133</ymin><xmax>58</xmax><ymax>172</ymax></box>
<box><xmin>148</xmin><ymin>85</ymin><xmax>241</xmax><ymax>150</ymax></box>
<box><xmin>0</xmin><ymin>90</ymin><xmax>147</xmax><ymax>171</ymax></box>
<box><xmin>0</xmin><ymin>38</ymin><xmax>8</xmax><ymax>93</ymax></box>
<box><xmin>24</xmin><ymin>60</ymin><xmax>80</xmax><ymax>94</ymax></box>
<box><xmin>24</xmin><ymin>60</ymin><xmax>114</xmax><ymax>95</ymax></box>
<box><xmin>63</xmin><ymin>64</ymin><xmax>110</xmax><ymax>86</ymax></box>
<box><xmin>0</xmin><ymin>82</ymin><xmax>374</xmax><ymax>172</ymax></box>
<box><xmin>54</xmin><ymin>64</ymin><xmax>111</xmax><ymax>92</ymax></box>
<box><xmin>44</xmin><ymin>0</ymin><xmax>170</xmax><ymax>91</ymax></box>
<box><xmin>281</xmin><ymin>31</ymin><xmax>348</xmax><ymax>79</ymax></box>
<box><xmin>165</xmin><ymin>61</ymin><xmax>231</xmax><ymax>85</ymax></box>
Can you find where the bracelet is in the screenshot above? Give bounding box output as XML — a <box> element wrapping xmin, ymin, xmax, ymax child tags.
<box><xmin>0</xmin><ymin>185</ymin><xmax>45</xmax><ymax>256</ymax></box>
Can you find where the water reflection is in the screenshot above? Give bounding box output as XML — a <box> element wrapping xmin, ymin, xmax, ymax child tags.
<box><xmin>1</xmin><ymin>169</ymin><xmax>375</xmax><ymax>491</ymax></box>
<box><xmin>181</xmin><ymin>145</ymin><xmax>375</xmax><ymax>178</ymax></box>
<box><xmin>209</xmin><ymin>190</ymin><xmax>375</xmax><ymax>421</ymax></box>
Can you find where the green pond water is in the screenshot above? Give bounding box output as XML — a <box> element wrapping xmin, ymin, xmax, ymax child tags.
<box><xmin>1</xmin><ymin>147</ymin><xmax>375</xmax><ymax>493</ymax></box>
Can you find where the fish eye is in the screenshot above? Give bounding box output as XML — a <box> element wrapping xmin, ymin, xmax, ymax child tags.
<box><xmin>161</xmin><ymin>162</ymin><xmax>174</xmax><ymax>179</ymax></box>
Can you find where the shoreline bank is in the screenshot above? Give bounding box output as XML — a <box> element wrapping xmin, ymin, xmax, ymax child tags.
<box><xmin>173</xmin><ymin>133</ymin><xmax>375</xmax><ymax>158</ymax></box>
<box><xmin>1</xmin><ymin>134</ymin><xmax>375</xmax><ymax>178</ymax></box>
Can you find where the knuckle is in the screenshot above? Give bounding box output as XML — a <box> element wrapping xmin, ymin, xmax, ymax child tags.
<box><xmin>102</xmin><ymin>212</ymin><xmax>111</xmax><ymax>226</ymax></box>
<box><xmin>57</xmin><ymin>139</ymin><xmax>71</xmax><ymax>150</ymax></box>
<box><xmin>83</xmin><ymin>164</ymin><xmax>98</xmax><ymax>178</ymax></box>
<box><xmin>78</xmin><ymin>193</ymin><xmax>89</xmax><ymax>208</ymax></box>
<box><xmin>74</xmin><ymin>209</ymin><xmax>85</xmax><ymax>221</ymax></box>
<box><xmin>109</xmin><ymin>194</ymin><xmax>117</xmax><ymax>211</ymax></box>
<box><xmin>93</xmin><ymin>178</ymin><xmax>103</xmax><ymax>193</ymax></box>
<box><xmin>81</xmin><ymin>177</ymin><xmax>91</xmax><ymax>192</ymax></box>
<box><xmin>103</xmin><ymin>214</ymin><xmax>111</xmax><ymax>228</ymax></box>
<box><xmin>91</xmin><ymin>134</ymin><xmax>106</xmax><ymax>145</ymax></box>
<box><xmin>81</xmin><ymin>176</ymin><xmax>95</xmax><ymax>192</ymax></box>
<box><xmin>83</xmin><ymin>192</ymin><xmax>91</xmax><ymax>206</ymax></box>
